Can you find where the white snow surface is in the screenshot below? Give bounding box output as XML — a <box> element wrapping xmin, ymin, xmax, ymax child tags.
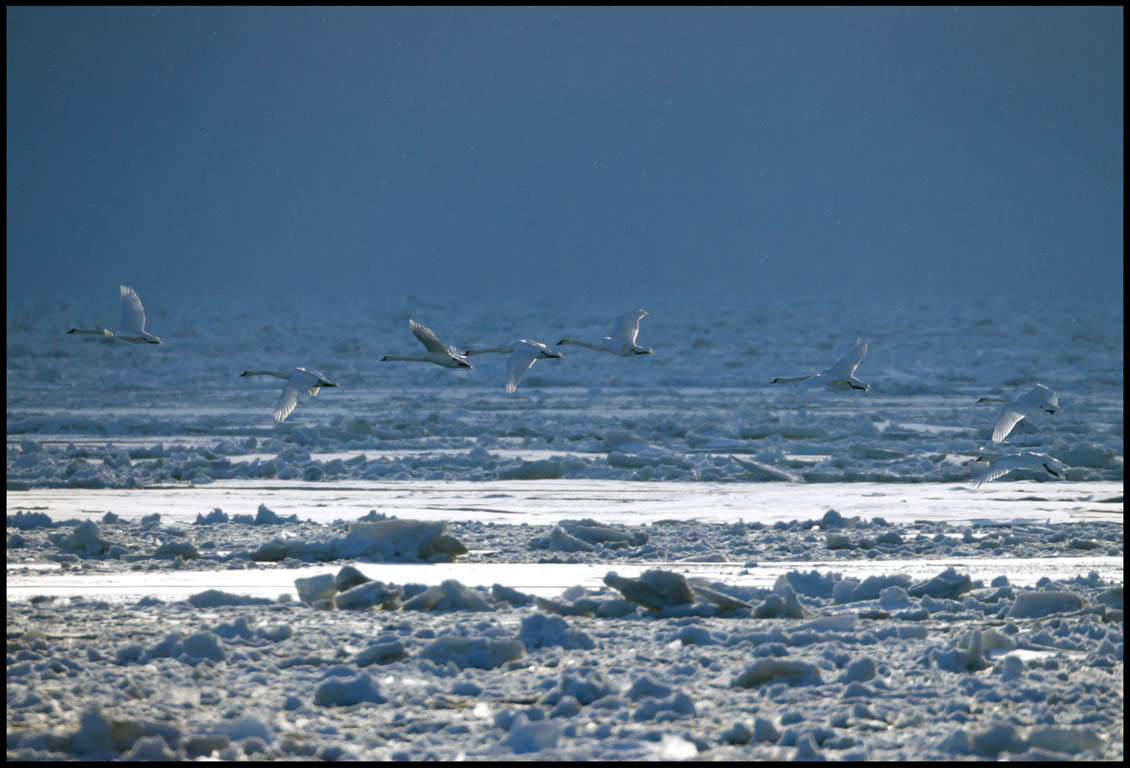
<box><xmin>6</xmin><ymin>293</ymin><xmax>1124</xmax><ymax>760</ymax></box>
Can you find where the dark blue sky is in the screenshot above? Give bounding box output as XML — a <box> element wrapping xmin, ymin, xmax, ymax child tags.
<box><xmin>6</xmin><ymin>7</ymin><xmax>1124</xmax><ymax>306</ymax></box>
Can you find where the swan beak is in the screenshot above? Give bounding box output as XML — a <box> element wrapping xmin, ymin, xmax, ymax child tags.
<box><xmin>556</xmin><ymin>340</ymin><xmax>565</xmax><ymax>345</ymax></box>
<box><xmin>380</xmin><ymin>356</ymin><xmax>390</xmax><ymax>362</ymax></box>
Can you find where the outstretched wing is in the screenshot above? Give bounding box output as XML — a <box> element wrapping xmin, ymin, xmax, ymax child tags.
<box><xmin>409</xmin><ymin>319</ymin><xmax>450</xmax><ymax>355</ymax></box>
<box><xmin>611</xmin><ymin>309</ymin><xmax>648</xmax><ymax>346</ymax></box>
<box><xmin>505</xmin><ymin>344</ymin><xmax>546</xmax><ymax>393</ymax></box>
<box><xmin>971</xmin><ymin>456</ymin><xmax>1018</xmax><ymax>487</ymax></box>
<box><xmin>973</xmin><ymin>453</ymin><xmax>1064</xmax><ymax>486</ymax></box>
<box><xmin>827</xmin><ymin>338</ymin><xmax>867</xmax><ymax>377</ymax></box>
<box><xmin>991</xmin><ymin>404</ymin><xmax>1030</xmax><ymax>443</ymax></box>
<box><xmin>119</xmin><ymin>285</ymin><xmax>148</xmax><ymax>333</ymax></box>
<box><xmin>273</xmin><ymin>383</ymin><xmax>302</xmax><ymax>422</ymax></box>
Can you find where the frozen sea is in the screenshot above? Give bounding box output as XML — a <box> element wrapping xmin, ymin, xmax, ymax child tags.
<box><xmin>6</xmin><ymin>292</ymin><xmax>1124</xmax><ymax>761</ymax></box>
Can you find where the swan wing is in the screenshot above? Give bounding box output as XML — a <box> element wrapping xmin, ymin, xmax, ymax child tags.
<box><xmin>409</xmin><ymin>319</ymin><xmax>450</xmax><ymax>356</ymax></box>
<box><xmin>827</xmin><ymin>338</ymin><xmax>867</xmax><ymax>377</ymax></box>
<box><xmin>118</xmin><ymin>285</ymin><xmax>148</xmax><ymax>333</ymax></box>
<box><xmin>611</xmin><ymin>309</ymin><xmax>647</xmax><ymax>345</ymax></box>
<box><xmin>974</xmin><ymin>452</ymin><xmax>1063</xmax><ymax>485</ymax></box>
<box><xmin>272</xmin><ymin>383</ymin><xmax>302</xmax><ymax>422</ymax></box>
<box><xmin>972</xmin><ymin>454</ymin><xmax>1029</xmax><ymax>486</ymax></box>
<box><xmin>505</xmin><ymin>343</ymin><xmax>544</xmax><ymax>393</ymax></box>
<box><xmin>991</xmin><ymin>404</ymin><xmax>1031</xmax><ymax>443</ymax></box>
<box><xmin>973</xmin><ymin>460</ymin><xmax>1012</xmax><ymax>487</ymax></box>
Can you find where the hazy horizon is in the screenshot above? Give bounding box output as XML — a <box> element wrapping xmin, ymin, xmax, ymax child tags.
<box><xmin>6</xmin><ymin>7</ymin><xmax>1124</xmax><ymax>307</ymax></box>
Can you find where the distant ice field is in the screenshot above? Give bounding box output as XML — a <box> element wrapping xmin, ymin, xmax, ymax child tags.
<box><xmin>6</xmin><ymin>294</ymin><xmax>1123</xmax><ymax>488</ymax></box>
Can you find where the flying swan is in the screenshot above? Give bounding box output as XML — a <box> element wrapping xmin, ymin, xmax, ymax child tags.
<box><xmin>971</xmin><ymin>451</ymin><xmax>1067</xmax><ymax>487</ymax></box>
<box><xmin>978</xmin><ymin>384</ymin><xmax>1058</xmax><ymax>443</ymax></box>
<box><xmin>67</xmin><ymin>285</ymin><xmax>162</xmax><ymax>345</ymax></box>
<box><xmin>464</xmin><ymin>340</ymin><xmax>564</xmax><ymax>392</ymax></box>
<box><xmin>239</xmin><ymin>367</ymin><xmax>339</xmax><ymax>422</ymax></box>
<box><xmin>557</xmin><ymin>309</ymin><xmax>653</xmax><ymax>356</ymax></box>
<box><xmin>771</xmin><ymin>338</ymin><xmax>869</xmax><ymax>391</ymax></box>
<box><xmin>381</xmin><ymin>319</ymin><xmax>473</xmax><ymax>369</ymax></box>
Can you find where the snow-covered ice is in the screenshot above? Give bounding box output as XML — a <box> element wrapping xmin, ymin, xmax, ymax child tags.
<box><xmin>7</xmin><ymin>293</ymin><xmax>1123</xmax><ymax>760</ymax></box>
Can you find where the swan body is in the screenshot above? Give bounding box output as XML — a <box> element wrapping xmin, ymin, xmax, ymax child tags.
<box><xmin>978</xmin><ymin>384</ymin><xmax>1058</xmax><ymax>443</ymax></box>
<box><xmin>382</xmin><ymin>319</ymin><xmax>473</xmax><ymax>369</ymax></box>
<box><xmin>771</xmin><ymin>338</ymin><xmax>869</xmax><ymax>391</ymax></box>
<box><xmin>67</xmin><ymin>285</ymin><xmax>162</xmax><ymax>344</ymax></box>
<box><xmin>557</xmin><ymin>309</ymin><xmax>653</xmax><ymax>356</ymax></box>
<box><xmin>971</xmin><ymin>451</ymin><xmax>1067</xmax><ymax>487</ymax></box>
<box><xmin>465</xmin><ymin>340</ymin><xmax>564</xmax><ymax>392</ymax></box>
<box><xmin>239</xmin><ymin>367</ymin><xmax>338</xmax><ymax>422</ymax></box>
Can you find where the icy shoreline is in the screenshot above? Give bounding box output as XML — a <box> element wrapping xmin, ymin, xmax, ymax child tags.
<box><xmin>7</xmin><ymin>500</ymin><xmax>1124</xmax><ymax>760</ymax></box>
<box><xmin>7</xmin><ymin>552</ymin><xmax>1123</xmax><ymax>761</ymax></box>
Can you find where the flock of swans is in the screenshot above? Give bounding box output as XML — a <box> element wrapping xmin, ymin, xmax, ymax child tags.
<box><xmin>68</xmin><ymin>285</ymin><xmax>1067</xmax><ymax>487</ymax></box>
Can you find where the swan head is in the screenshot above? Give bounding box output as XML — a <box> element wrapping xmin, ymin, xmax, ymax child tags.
<box><xmin>380</xmin><ymin>355</ymin><xmax>391</xmax><ymax>362</ymax></box>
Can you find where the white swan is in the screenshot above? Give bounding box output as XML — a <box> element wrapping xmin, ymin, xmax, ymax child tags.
<box><xmin>978</xmin><ymin>384</ymin><xmax>1058</xmax><ymax>443</ymax></box>
<box><xmin>557</xmin><ymin>309</ymin><xmax>653</xmax><ymax>356</ymax></box>
<box><xmin>67</xmin><ymin>285</ymin><xmax>162</xmax><ymax>345</ymax></box>
<box><xmin>771</xmin><ymin>338</ymin><xmax>869</xmax><ymax>391</ymax></box>
<box><xmin>239</xmin><ymin>367</ymin><xmax>339</xmax><ymax>422</ymax></box>
<box><xmin>381</xmin><ymin>319</ymin><xmax>473</xmax><ymax>369</ymax></box>
<box><xmin>465</xmin><ymin>340</ymin><xmax>564</xmax><ymax>392</ymax></box>
<box><xmin>971</xmin><ymin>451</ymin><xmax>1067</xmax><ymax>487</ymax></box>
